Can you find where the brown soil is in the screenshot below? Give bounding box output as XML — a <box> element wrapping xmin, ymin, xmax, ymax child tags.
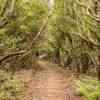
<box><xmin>16</xmin><ymin>60</ymin><xmax>84</xmax><ymax>100</ymax></box>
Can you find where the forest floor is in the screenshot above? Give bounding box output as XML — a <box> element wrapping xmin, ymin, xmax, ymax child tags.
<box><xmin>16</xmin><ymin>60</ymin><xmax>84</xmax><ymax>100</ymax></box>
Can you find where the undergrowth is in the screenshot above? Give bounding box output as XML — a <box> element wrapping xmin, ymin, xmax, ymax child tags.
<box><xmin>0</xmin><ymin>70</ymin><xmax>24</xmax><ymax>100</ymax></box>
<box><xmin>75</xmin><ymin>76</ymin><xmax>100</xmax><ymax>100</ymax></box>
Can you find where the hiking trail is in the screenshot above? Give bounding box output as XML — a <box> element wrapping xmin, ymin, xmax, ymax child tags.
<box><xmin>16</xmin><ymin>60</ymin><xmax>84</xmax><ymax>100</ymax></box>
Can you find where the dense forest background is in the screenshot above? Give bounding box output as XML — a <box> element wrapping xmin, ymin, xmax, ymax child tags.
<box><xmin>0</xmin><ymin>0</ymin><xmax>100</xmax><ymax>100</ymax></box>
<box><xmin>1</xmin><ymin>0</ymin><xmax>100</xmax><ymax>77</ymax></box>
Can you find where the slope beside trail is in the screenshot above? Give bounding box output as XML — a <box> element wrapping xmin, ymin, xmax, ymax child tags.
<box><xmin>16</xmin><ymin>60</ymin><xmax>84</xmax><ymax>100</ymax></box>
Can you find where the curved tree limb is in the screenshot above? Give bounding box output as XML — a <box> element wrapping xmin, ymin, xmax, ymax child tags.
<box><xmin>72</xmin><ymin>32</ymin><xmax>100</xmax><ymax>47</ymax></box>
<box><xmin>0</xmin><ymin>50</ymin><xmax>27</xmax><ymax>65</ymax></box>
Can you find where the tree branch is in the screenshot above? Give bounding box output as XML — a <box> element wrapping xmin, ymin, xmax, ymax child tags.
<box><xmin>0</xmin><ymin>50</ymin><xmax>27</xmax><ymax>65</ymax></box>
<box><xmin>0</xmin><ymin>17</ymin><xmax>48</xmax><ymax>64</ymax></box>
<box><xmin>72</xmin><ymin>32</ymin><xmax>100</xmax><ymax>47</ymax></box>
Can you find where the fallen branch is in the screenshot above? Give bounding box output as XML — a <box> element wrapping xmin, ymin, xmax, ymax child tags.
<box><xmin>0</xmin><ymin>50</ymin><xmax>27</xmax><ymax>65</ymax></box>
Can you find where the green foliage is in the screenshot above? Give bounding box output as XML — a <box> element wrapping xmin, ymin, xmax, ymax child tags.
<box><xmin>0</xmin><ymin>29</ymin><xmax>22</xmax><ymax>48</ymax></box>
<box><xmin>39</xmin><ymin>0</ymin><xmax>100</xmax><ymax>65</ymax></box>
<box><xmin>15</xmin><ymin>0</ymin><xmax>48</xmax><ymax>33</ymax></box>
<box><xmin>0</xmin><ymin>70</ymin><xmax>23</xmax><ymax>100</ymax></box>
<box><xmin>75</xmin><ymin>76</ymin><xmax>100</xmax><ymax>100</ymax></box>
<box><xmin>0</xmin><ymin>0</ymin><xmax>48</xmax><ymax>48</ymax></box>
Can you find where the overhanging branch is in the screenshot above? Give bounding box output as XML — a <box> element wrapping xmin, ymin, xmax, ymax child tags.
<box><xmin>0</xmin><ymin>17</ymin><xmax>48</xmax><ymax>64</ymax></box>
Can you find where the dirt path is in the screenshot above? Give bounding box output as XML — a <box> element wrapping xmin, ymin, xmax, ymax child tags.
<box><xmin>16</xmin><ymin>60</ymin><xmax>84</xmax><ymax>100</ymax></box>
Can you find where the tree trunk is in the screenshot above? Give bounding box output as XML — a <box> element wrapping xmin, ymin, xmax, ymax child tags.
<box><xmin>96</xmin><ymin>65</ymin><xmax>100</xmax><ymax>80</ymax></box>
<box><xmin>95</xmin><ymin>56</ymin><xmax>100</xmax><ymax>80</ymax></box>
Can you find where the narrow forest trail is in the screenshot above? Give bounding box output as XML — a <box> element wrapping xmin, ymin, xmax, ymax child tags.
<box><xmin>16</xmin><ymin>60</ymin><xmax>84</xmax><ymax>100</ymax></box>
